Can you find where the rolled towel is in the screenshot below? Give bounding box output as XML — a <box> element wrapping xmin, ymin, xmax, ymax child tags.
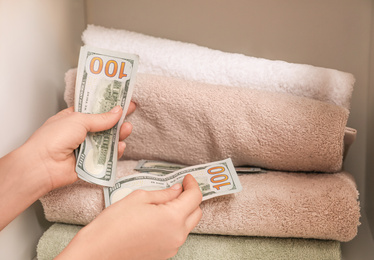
<box><xmin>37</xmin><ymin>223</ymin><xmax>342</xmax><ymax>260</ymax></box>
<box><xmin>39</xmin><ymin>160</ymin><xmax>360</xmax><ymax>242</ymax></box>
<box><xmin>65</xmin><ymin>70</ymin><xmax>348</xmax><ymax>172</ymax></box>
<box><xmin>82</xmin><ymin>24</ymin><xmax>355</xmax><ymax>109</ymax></box>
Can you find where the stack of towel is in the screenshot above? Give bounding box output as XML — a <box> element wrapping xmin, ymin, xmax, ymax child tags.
<box><xmin>37</xmin><ymin>25</ymin><xmax>360</xmax><ymax>260</ymax></box>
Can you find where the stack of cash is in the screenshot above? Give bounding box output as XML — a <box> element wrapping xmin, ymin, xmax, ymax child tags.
<box><xmin>74</xmin><ymin>45</ymin><xmax>139</xmax><ymax>187</ymax></box>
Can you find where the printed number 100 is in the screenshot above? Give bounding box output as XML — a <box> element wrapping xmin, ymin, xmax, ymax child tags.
<box><xmin>208</xmin><ymin>166</ymin><xmax>231</xmax><ymax>190</ymax></box>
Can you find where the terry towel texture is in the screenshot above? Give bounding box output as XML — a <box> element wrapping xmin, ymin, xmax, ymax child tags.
<box><xmin>37</xmin><ymin>223</ymin><xmax>341</xmax><ymax>260</ymax></box>
<box><xmin>64</xmin><ymin>70</ymin><xmax>349</xmax><ymax>173</ymax></box>
<box><xmin>37</xmin><ymin>223</ymin><xmax>81</xmax><ymax>260</ymax></box>
<box><xmin>82</xmin><ymin>25</ymin><xmax>355</xmax><ymax>109</ymax></box>
<box><xmin>39</xmin><ymin>160</ymin><xmax>360</xmax><ymax>242</ymax></box>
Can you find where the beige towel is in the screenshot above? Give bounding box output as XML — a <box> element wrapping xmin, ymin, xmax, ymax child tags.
<box><xmin>64</xmin><ymin>70</ymin><xmax>349</xmax><ymax>172</ymax></box>
<box><xmin>39</xmin><ymin>160</ymin><xmax>360</xmax><ymax>242</ymax></box>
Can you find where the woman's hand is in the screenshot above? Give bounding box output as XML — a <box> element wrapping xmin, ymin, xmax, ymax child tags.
<box><xmin>26</xmin><ymin>102</ymin><xmax>136</xmax><ymax>191</ymax></box>
<box><xmin>57</xmin><ymin>174</ymin><xmax>203</xmax><ymax>260</ymax></box>
<box><xmin>0</xmin><ymin>103</ymin><xmax>135</xmax><ymax>230</ymax></box>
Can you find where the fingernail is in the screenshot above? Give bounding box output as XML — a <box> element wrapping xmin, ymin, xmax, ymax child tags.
<box><xmin>171</xmin><ymin>183</ymin><xmax>182</xmax><ymax>190</ymax></box>
<box><xmin>110</xmin><ymin>105</ymin><xmax>121</xmax><ymax>113</ymax></box>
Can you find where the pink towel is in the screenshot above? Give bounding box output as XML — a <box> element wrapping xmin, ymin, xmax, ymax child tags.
<box><xmin>65</xmin><ymin>70</ymin><xmax>348</xmax><ymax>172</ymax></box>
<box><xmin>39</xmin><ymin>160</ymin><xmax>360</xmax><ymax>242</ymax></box>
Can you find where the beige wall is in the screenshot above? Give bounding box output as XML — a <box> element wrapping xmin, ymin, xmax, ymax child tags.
<box><xmin>0</xmin><ymin>1</ymin><xmax>85</xmax><ymax>259</ymax></box>
<box><xmin>367</xmin><ymin>0</ymin><xmax>374</xmax><ymax>240</ymax></box>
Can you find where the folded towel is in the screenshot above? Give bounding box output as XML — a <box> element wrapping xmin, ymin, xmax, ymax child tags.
<box><xmin>37</xmin><ymin>223</ymin><xmax>341</xmax><ymax>260</ymax></box>
<box><xmin>173</xmin><ymin>234</ymin><xmax>341</xmax><ymax>260</ymax></box>
<box><xmin>37</xmin><ymin>223</ymin><xmax>82</xmax><ymax>260</ymax></box>
<box><xmin>82</xmin><ymin>24</ymin><xmax>355</xmax><ymax>109</ymax></box>
<box><xmin>39</xmin><ymin>160</ymin><xmax>360</xmax><ymax>242</ymax></box>
<box><xmin>65</xmin><ymin>70</ymin><xmax>348</xmax><ymax>172</ymax></box>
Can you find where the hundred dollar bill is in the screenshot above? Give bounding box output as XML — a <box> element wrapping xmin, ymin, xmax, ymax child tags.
<box><xmin>104</xmin><ymin>158</ymin><xmax>242</xmax><ymax>207</ymax></box>
<box><xmin>75</xmin><ymin>45</ymin><xmax>138</xmax><ymax>187</ymax></box>
<box><xmin>135</xmin><ymin>159</ymin><xmax>265</xmax><ymax>174</ymax></box>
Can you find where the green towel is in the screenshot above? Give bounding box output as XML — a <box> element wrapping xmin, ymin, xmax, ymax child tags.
<box><xmin>37</xmin><ymin>223</ymin><xmax>341</xmax><ymax>260</ymax></box>
<box><xmin>37</xmin><ymin>223</ymin><xmax>82</xmax><ymax>260</ymax></box>
<box><xmin>172</xmin><ymin>234</ymin><xmax>341</xmax><ymax>260</ymax></box>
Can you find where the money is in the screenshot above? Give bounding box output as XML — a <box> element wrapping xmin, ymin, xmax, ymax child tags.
<box><xmin>74</xmin><ymin>45</ymin><xmax>139</xmax><ymax>187</ymax></box>
<box><xmin>234</xmin><ymin>166</ymin><xmax>266</xmax><ymax>174</ymax></box>
<box><xmin>104</xmin><ymin>158</ymin><xmax>242</xmax><ymax>207</ymax></box>
<box><xmin>134</xmin><ymin>159</ymin><xmax>186</xmax><ymax>174</ymax></box>
<box><xmin>135</xmin><ymin>159</ymin><xmax>265</xmax><ymax>174</ymax></box>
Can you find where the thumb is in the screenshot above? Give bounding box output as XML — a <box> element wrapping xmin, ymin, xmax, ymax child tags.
<box><xmin>145</xmin><ymin>183</ymin><xmax>183</xmax><ymax>205</ymax></box>
<box><xmin>80</xmin><ymin>105</ymin><xmax>123</xmax><ymax>133</ymax></box>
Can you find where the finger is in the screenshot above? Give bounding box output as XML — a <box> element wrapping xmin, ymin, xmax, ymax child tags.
<box><xmin>79</xmin><ymin>106</ymin><xmax>122</xmax><ymax>133</ymax></box>
<box><xmin>118</xmin><ymin>141</ymin><xmax>126</xmax><ymax>158</ymax></box>
<box><xmin>126</xmin><ymin>101</ymin><xmax>136</xmax><ymax>115</ymax></box>
<box><xmin>185</xmin><ymin>206</ymin><xmax>203</xmax><ymax>232</ymax></box>
<box><xmin>119</xmin><ymin>122</ymin><xmax>133</xmax><ymax>141</ymax></box>
<box><xmin>144</xmin><ymin>183</ymin><xmax>183</xmax><ymax>205</ymax></box>
<box><xmin>173</xmin><ymin>174</ymin><xmax>203</xmax><ymax>215</ymax></box>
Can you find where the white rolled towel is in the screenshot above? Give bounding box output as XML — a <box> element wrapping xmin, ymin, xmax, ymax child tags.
<box><xmin>82</xmin><ymin>25</ymin><xmax>355</xmax><ymax>109</ymax></box>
